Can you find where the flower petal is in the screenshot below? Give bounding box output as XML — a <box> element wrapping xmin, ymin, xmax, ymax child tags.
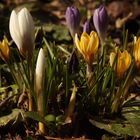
<box><xmin>88</xmin><ymin>31</ymin><xmax>99</xmax><ymax>55</ymax></box>
<box><xmin>136</xmin><ymin>38</ymin><xmax>140</xmax><ymax>60</ymax></box>
<box><xmin>9</xmin><ymin>10</ymin><xmax>22</xmax><ymax>51</ymax></box>
<box><xmin>18</xmin><ymin>8</ymin><xmax>35</xmax><ymax>54</ymax></box>
<box><xmin>123</xmin><ymin>50</ymin><xmax>131</xmax><ymax>70</ymax></box>
<box><xmin>80</xmin><ymin>32</ymin><xmax>90</xmax><ymax>53</ymax></box>
<box><xmin>109</xmin><ymin>52</ymin><xmax>116</xmax><ymax>66</ymax></box>
<box><xmin>1</xmin><ymin>36</ymin><xmax>9</xmax><ymax>59</ymax></box>
<box><xmin>75</xmin><ymin>33</ymin><xmax>83</xmax><ymax>54</ymax></box>
<box><xmin>35</xmin><ymin>48</ymin><xmax>46</xmax><ymax>92</ymax></box>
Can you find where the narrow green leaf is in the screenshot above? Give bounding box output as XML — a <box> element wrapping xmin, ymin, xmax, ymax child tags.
<box><xmin>25</xmin><ymin>111</ymin><xmax>46</xmax><ymax>124</ymax></box>
<box><xmin>0</xmin><ymin>109</ymin><xmax>25</xmax><ymax>127</ymax></box>
<box><xmin>89</xmin><ymin>117</ymin><xmax>136</xmax><ymax>136</ymax></box>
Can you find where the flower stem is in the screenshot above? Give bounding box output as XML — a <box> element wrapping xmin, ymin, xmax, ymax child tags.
<box><xmin>111</xmin><ymin>63</ymin><xmax>135</xmax><ymax>113</ymax></box>
<box><xmin>86</xmin><ymin>64</ymin><xmax>93</xmax><ymax>85</ymax></box>
<box><xmin>37</xmin><ymin>90</ymin><xmax>46</xmax><ymax>133</ymax></box>
<box><xmin>65</xmin><ymin>82</ymin><xmax>77</xmax><ymax>123</ymax></box>
<box><xmin>27</xmin><ymin>54</ymin><xmax>34</xmax><ymax>111</ymax></box>
<box><xmin>28</xmin><ymin>94</ymin><xmax>33</xmax><ymax>111</ymax></box>
<box><xmin>100</xmin><ymin>35</ymin><xmax>105</xmax><ymax>57</ymax></box>
<box><xmin>111</xmin><ymin>87</ymin><xmax>121</xmax><ymax>113</ymax></box>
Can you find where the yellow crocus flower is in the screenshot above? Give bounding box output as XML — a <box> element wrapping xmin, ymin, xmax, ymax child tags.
<box><xmin>133</xmin><ymin>37</ymin><xmax>140</xmax><ymax>69</ymax></box>
<box><xmin>0</xmin><ymin>36</ymin><xmax>9</xmax><ymax>60</ymax></box>
<box><xmin>110</xmin><ymin>48</ymin><xmax>131</xmax><ymax>78</ymax></box>
<box><xmin>75</xmin><ymin>31</ymin><xmax>99</xmax><ymax>64</ymax></box>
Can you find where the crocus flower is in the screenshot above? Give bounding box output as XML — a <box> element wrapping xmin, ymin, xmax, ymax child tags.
<box><xmin>110</xmin><ymin>48</ymin><xmax>131</xmax><ymax>78</ymax></box>
<box><xmin>65</xmin><ymin>6</ymin><xmax>80</xmax><ymax>37</ymax></box>
<box><xmin>35</xmin><ymin>48</ymin><xmax>46</xmax><ymax>134</ymax></box>
<box><xmin>69</xmin><ymin>49</ymin><xmax>79</xmax><ymax>74</ymax></box>
<box><xmin>93</xmin><ymin>5</ymin><xmax>108</xmax><ymax>41</ymax></box>
<box><xmin>133</xmin><ymin>37</ymin><xmax>140</xmax><ymax>69</ymax></box>
<box><xmin>9</xmin><ymin>8</ymin><xmax>35</xmax><ymax>58</ymax></box>
<box><xmin>75</xmin><ymin>31</ymin><xmax>99</xmax><ymax>65</ymax></box>
<box><xmin>0</xmin><ymin>36</ymin><xmax>9</xmax><ymax>60</ymax></box>
<box><xmin>83</xmin><ymin>20</ymin><xmax>94</xmax><ymax>34</ymax></box>
<box><xmin>35</xmin><ymin>48</ymin><xmax>46</xmax><ymax>93</ymax></box>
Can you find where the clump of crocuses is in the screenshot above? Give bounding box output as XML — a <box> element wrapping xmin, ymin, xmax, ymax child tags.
<box><xmin>93</xmin><ymin>5</ymin><xmax>108</xmax><ymax>43</ymax></box>
<box><xmin>65</xmin><ymin>6</ymin><xmax>80</xmax><ymax>38</ymax></box>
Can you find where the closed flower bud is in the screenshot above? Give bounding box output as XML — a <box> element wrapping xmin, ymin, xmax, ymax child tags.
<box><xmin>110</xmin><ymin>48</ymin><xmax>131</xmax><ymax>78</ymax></box>
<box><xmin>65</xmin><ymin>6</ymin><xmax>80</xmax><ymax>37</ymax></box>
<box><xmin>93</xmin><ymin>5</ymin><xmax>108</xmax><ymax>40</ymax></box>
<box><xmin>35</xmin><ymin>48</ymin><xmax>46</xmax><ymax>134</ymax></box>
<box><xmin>75</xmin><ymin>31</ymin><xmax>99</xmax><ymax>65</ymax></box>
<box><xmin>83</xmin><ymin>20</ymin><xmax>94</xmax><ymax>34</ymax></box>
<box><xmin>35</xmin><ymin>48</ymin><xmax>46</xmax><ymax>93</ymax></box>
<box><xmin>9</xmin><ymin>8</ymin><xmax>35</xmax><ymax>58</ymax></box>
<box><xmin>0</xmin><ymin>36</ymin><xmax>10</xmax><ymax>61</ymax></box>
<box><xmin>133</xmin><ymin>37</ymin><xmax>140</xmax><ymax>69</ymax></box>
<box><xmin>69</xmin><ymin>49</ymin><xmax>79</xmax><ymax>74</ymax></box>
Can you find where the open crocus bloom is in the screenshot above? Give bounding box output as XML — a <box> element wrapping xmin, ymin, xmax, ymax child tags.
<box><xmin>110</xmin><ymin>48</ymin><xmax>131</xmax><ymax>78</ymax></box>
<box><xmin>133</xmin><ymin>37</ymin><xmax>140</xmax><ymax>69</ymax></box>
<box><xmin>9</xmin><ymin>7</ymin><xmax>35</xmax><ymax>58</ymax></box>
<box><xmin>75</xmin><ymin>31</ymin><xmax>99</xmax><ymax>64</ymax></box>
<box><xmin>0</xmin><ymin>36</ymin><xmax>9</xmax><ymax>60</ymax></box>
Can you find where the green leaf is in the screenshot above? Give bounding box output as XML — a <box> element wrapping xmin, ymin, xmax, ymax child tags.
<box><xmin>0</xmin><ymin>109</ymin><xmax>25</xmax><ymax>127</ymax></box>
<box><xmin>102</xmin><ymin>67</ymin><xmax>112</xmax><ymax>93</ymax></box>
<box><xmin>10</xmin><ymin>84</ymin><xmax>19</xmax><ymax>90</ymax></box>
<box><xmin>0</xmin><ymin>87</ymin><xmax>6</xmax><ymax>93</ymax></box>
<box><xmin>45</xmin><ymin>114</ymin><xmax>56</xmax><ymax>122</ymax></box>
<box><xmin>25</xmin><ymin>111</ymin><xmax>46</xmax><ymax>124</ymax></box>
<box><xmin>44</xmin><ymin>24</ymin><xmax>71</xmax><ymax>42</ymax></box>
<box><xmin>122</xmin><ymin>105</ymin><xmax>140</xmax><ymax>137</ymax></box>
<box><xmin>0</xmin><ymin>84</ymin><xmax>18</xmax><ymax>93</ymax></box>
<box><xmin>89</xmin><ymin>116</ymin><xmax>136</xmax><ymax>136</ymax></box>
<box><xmin>56</xmin><ymin>115</ymin><xmax>65</xmax><ymax>125</ymax></box>
<box><xmin>43</xmin><ymin>37</ymin><xmax>54</xmax><ymax>59</ymax></box>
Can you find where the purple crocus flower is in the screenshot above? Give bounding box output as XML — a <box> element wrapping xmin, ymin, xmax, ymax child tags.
<box><xmin>93</xmin><ymin>5</ymin><xmax>108</xmax><ymax>40</ymax></box>
<box><xmin>65</xmin><ymin>6</ymin><xmax>80</xmax><ymax>37</ymax></box>
<box><xmin>69</xmin><ymin>49</ymin><xmax>79</xmax><ymax>75</ymax></box>
<box><xmin>83</xmin><ymin>19</ymin><xmax>94</xmax><ymax>34</ymax></box>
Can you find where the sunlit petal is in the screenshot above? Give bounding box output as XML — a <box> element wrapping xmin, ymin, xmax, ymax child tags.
<box><xmin>110</xmin><ymin>48</ymin><xmax>131</xmax><ymax>78</ymax></box>
<box><xmin>0</xmin><ymin>36</ymin><xmax>10</xmax><ymax>60</ymax></box>
<box><xmin>88</xmin><ymin>31</ymin><xmax>99</xmax><ymax>54</ymax></box>
<box><xmin>75</xmin><ymin>31</ymin><xmax>99</xmax><ymax>64</ymax></box>
<box><xmin>80</xmin><ymin>32</ymin><xmax>90</xmax><ymax>53</ymax></box>
<box><xmin>109</xmin><ymin>52</ymin><xmax>116</xmax><ymax>66</ymax></box>
<box><xmin>9</xmin><ymin>10</ymin><xmax>22</xmax><ymax>52</ymax></box>
<box><xmin>9</xmin><ymin>8</ymin><xmax>35</xmax><ymax>58</ymax></box>
<box><xmin>35</xmin><ymin>48</ymin><xmax>46</xmax><ymax>92</ymax></box>
<box><xmin>75</xmin><ymin>34</ymin><xmax>83</xmax><ymax>54</ymax></box>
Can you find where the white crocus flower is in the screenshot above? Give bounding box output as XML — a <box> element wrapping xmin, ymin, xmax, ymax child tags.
<box><xmin>35</xmin><ymin>48</ymin><xmax>46</xmax><ymax>133</ymax></box>
<box><xmin>35</xmin><ymin>48</ymin><xmax>46</xmax><ymax>95</ymax></box>
<box><xmin>9</xmin><ymin>7</ymin><xmax>35</xmax><ymax>58</ymax></box>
